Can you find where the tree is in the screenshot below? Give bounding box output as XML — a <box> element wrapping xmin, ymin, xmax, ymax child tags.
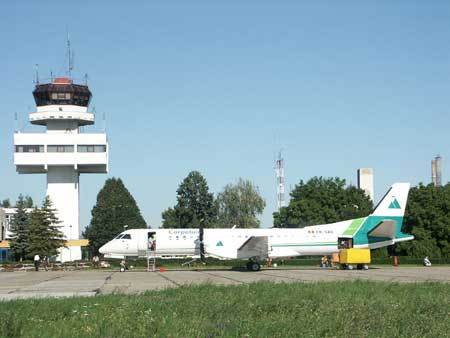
<box><xmin>9</xmin><ymin>195</ymin><xmax>30</xmax><ymax>261</ymax></box>
<box><xmin>24</xmin><ymin>196</ymin><xmax>33</xmax><ymax>208</ymax></box>
<box><xmin>216</xmin><ymin>178</ymin><xmax>265</xmax><ymax>228</ymax></box>
<box><xmin>84</xmin><ymin>178</ymin><xmax>147</xmax><ymax>254</ymax></box>
<box><xmin>398</xmin><ymin>183</ymin><xmax>450</xmax><ymax>258</ymax></box>
<box><xmin>273</xmin><ymin>177</ymin><xmax>373</xmax><ymax>228</ymax></box>
<box><xmin>162</xmin><ymin>171</ymin><xmax>217</xmax><ymax>228</ymax></box>
<box><xmin>1</xmin><ymin>199</ymin><xmax>11</xmax><ymax>208</ymax></box>
<box><xmin>161</xmin><ymin>207</ymin><xmax>180</xmax><ymax>228</ymax></box>
<box><xmin>27</xmin><ymin>196</ymin><xmax>66</xmax><ymax>258</ymax></box>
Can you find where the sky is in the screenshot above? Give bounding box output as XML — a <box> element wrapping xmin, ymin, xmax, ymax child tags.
<box><xmin>1</xmin><ymin>1</ymin><xmax>449</xmax><ymax>231</ymax></box>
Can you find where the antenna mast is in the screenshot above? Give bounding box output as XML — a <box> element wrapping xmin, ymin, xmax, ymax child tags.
<box><xmin>34</xmin><ymin>64</ymin><xmax>39</xmax><ymax>84</ymax></box>
<box><xmin>275</xmin><ymin>150</ymin><xmax>286</xmax><ymax>211</ymax></box>
<box><xmin>66</xmin><ymin>32</ymin><xmax>74</xmax><ymax>77</ymax></box>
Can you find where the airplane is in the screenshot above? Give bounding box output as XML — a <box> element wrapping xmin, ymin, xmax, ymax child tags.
<box><xmin>99</xmin><ymin>182</ymin><xmax>414</xmax><ymax>271</ymax></box>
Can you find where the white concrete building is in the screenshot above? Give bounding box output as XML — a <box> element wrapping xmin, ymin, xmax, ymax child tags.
<box><xmin>0</xmin><ymin>207</ymin><xmax>33</xmax><ymax>241</ymax></box>
<box><xmin>357</xmin><ymin>168</ymin><xmax>374</xmax><ymax>202</ymax></box>
<box><xmin>13</xmin><ymin>77</ymin><xmax>108</xmax><ymax>261</ymax></box>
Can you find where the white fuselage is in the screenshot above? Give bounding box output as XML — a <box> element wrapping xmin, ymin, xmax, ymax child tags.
<box><xmin>99</xmin><ymin>183</ymin><xmax>415</xmax><ymax>262</ymax></box>
<box><xmin>99</xmin><ymin>220</ymin><xmax>354</xmax><ymax>260</ymax></box>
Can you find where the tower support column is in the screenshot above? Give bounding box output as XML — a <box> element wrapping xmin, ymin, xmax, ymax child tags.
<box><xmin>47</xmin><ymin>166</ymin><xmax>81</xmax><ymax>261</ymax></box>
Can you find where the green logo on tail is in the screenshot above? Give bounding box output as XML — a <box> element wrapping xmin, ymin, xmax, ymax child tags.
<box><xmin>389</xmin><ymin>198</ymin><xmax>401</xmax><ymax>209</ymax></box>
<box><xmin>216</xmin><ymin>241</ymin><xmax>223</xmax><ymax>247</ymax></box>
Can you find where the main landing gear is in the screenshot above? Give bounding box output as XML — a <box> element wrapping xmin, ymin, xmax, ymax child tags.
<box><xmin>246</xmin><ymin>260</ymin><xmax>261</xmax><ymax>272</ymax></box>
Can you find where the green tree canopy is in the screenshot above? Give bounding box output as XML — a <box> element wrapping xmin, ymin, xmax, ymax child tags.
<box><xmin>1</xmin><ymin>199</ymin><xmax>11</xmax><ymax>208</ymax></box>
<box><xmin>27</xmin><ymin>196</ymin><xmax>66</xmax><ymax>258</ymax></box>
<box><xmin>84</xmin><ymin>178</ymin><xmax>147</xmax><ymax>254</ymax></box>
<box><xmin>9</xmin><ymin>195</ymin><xmax>30</xmax><ymax>261</ymax></box>
<box><xmin>398</xmin><ymin>183</ymin><xmax>450</xmax><ymax>258</ymax></box>
<box><xmin>162</xmin><ymin>171</ymin><xmax>217</xmax><ymax>228</ymax></box>
<box><xmin>216</xmin><ymin>178</ymin><xmax>266</xmax><ymax>228</ymax></box>
<box><xmin>24</xmin><ymin>196</ymin><xmax>33</xmax><ymax>208</ymax></box>
<box><xmin>273</xmin><ymin>177</ymin><xmax>373</xmax><ymax>228</ymax></box>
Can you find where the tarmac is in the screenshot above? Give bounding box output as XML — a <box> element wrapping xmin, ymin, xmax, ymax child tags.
<box><xmin>0</xmin><ymin>266</ymin><xmax>448</xmax><ymax>300</ymax></box>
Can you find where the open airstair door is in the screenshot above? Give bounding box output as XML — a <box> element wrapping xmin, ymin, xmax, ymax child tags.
<box><xmin>367</xmin><ymin>220</ymin><xmax>396</xmax><ymax>240</ymax></box>
<box><xmin>237</xmin><ymin>236</ymin><xmax>269</xmax><ymax>259</ymax></box>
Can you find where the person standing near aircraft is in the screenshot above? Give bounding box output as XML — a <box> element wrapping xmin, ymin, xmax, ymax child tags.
<box><xmin>92</xmin><ymin>255</ymin><xmax>100</xmax><ymax>268</ymax></box>
<box><xmin>43</xmin><ymin>256</ymin><xmax>49</xmax><ymax>271</ymax></box>
<box><xmin>423</xmin><ymin>256</ymin><xmax>431</xmax><ymax>267</ymax></box>
<box><xmin>148</xmin><ymin>233</ymin><xmax>156</xmax><ymax>251</ymax></box>
<box><xmin>33</xmin><ymin>254</ymin><xmax>40</xmax><ymax>271</ymax></box>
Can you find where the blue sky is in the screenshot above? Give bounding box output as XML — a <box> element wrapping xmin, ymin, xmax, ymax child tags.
<box><xmin>1</xmin><ymin>1</ymin><xmax>449</xmax><ymax>230</ymax></box>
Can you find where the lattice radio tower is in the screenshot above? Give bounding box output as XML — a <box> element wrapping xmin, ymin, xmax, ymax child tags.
<box><xmin>275</xmin><ymin>150</ymin><xmax>286</xmax><ymax>210</ymax></box>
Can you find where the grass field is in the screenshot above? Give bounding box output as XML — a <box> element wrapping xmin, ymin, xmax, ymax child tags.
<box><xmin>0</xmin><ymin>281</ymin><xmax>449</xmax><ymax>338</ymax></box>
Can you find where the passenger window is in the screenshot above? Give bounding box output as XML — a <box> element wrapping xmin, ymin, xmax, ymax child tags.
<box><xmin>183</xmin><ymin>236</ymin><xmax>186</xmax><ymax>240</ymax></box>
<box><xmin>176</xmin><ymin>236</ymin><xmax>179</xmax><ymax>240</ymax></box>
<box><xmin>122</xmin><ymin>234</ymin><xmax>131</xmax><ymax>240</ymax></box>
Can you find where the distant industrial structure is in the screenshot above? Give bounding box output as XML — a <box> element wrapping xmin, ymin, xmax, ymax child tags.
<box><xmin>12</xmin><ymin>41</ymin><xmax>108</xmax><ymax>261</ymax></box>
<box><xmin>357</xmin><ymin>168</ymin><xmax>374</xmax><ymax>201</ymax></box>
<box><xmin>431</xmin><ymin>155</ymin><xmax>442</xmax><ymax>187</ymax></box>
<box><xmin>274</xmin><ymin>151</ymin><xmax>286</xmax><ymax>210</ymax></box>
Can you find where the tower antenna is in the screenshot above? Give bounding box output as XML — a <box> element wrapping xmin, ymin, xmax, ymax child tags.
<box><xmin>14</xmin><ymin>112</ymin><xmax>18</xmax><ymax>133</ymax></box>
<box><xmin>66</xmin><ymin>32</ymin><xmax>74</xmax><ymax>77</ymax></box>
<box><xmin>103</xmin><ymin>112</ymin><xmax>106</xmax><ymax>132</ymax></box>
<box><xmin>34</xmin><ymin>64</ymin><xmax>39</xmax><ymax>84</ymax></box>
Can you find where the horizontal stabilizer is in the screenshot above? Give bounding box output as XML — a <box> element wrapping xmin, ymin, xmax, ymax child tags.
<box><xmin>237</xmin><ymin>236</ymin><xmax>269</xmax><ymax>259</ymax></box>
<box><xmin>368</xmin><ymin>220</ymin><xmax>396</xmax><ymax>239</ymax></box>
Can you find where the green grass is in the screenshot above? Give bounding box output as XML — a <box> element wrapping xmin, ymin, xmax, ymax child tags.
<box><xmin>0</xmin><ymin>281</ymin><xmax>449</xmax><ymax>338</ymax></box>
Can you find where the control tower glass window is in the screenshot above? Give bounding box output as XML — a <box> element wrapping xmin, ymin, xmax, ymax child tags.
<box><xmin>15</xmin><ymin>145</ymin><xmax>44</xmax><ymax>153</ymax></box>
<box><xmin>47</xmin><ymin>145</ymin><xmax>74</xmax><ymax>153</ymax></box>
<box><xmin>77</xmin><ymin>145</ymin><xmax>106</xmax><ymax>153</ymax></box>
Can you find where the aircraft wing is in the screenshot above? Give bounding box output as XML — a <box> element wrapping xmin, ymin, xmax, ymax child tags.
<box><xmin>237</xmin><ymin>236</ymin><xmax>269</xmax><ymax>259</ymax></box>
<box><xmin>368</xmin><ymin>220</ymin><xmax>396</xmax><ymax>239</ymax></box>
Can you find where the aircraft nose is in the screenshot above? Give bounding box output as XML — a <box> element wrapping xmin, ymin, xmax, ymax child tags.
<box><xmin>99</xmin><ymin>243</ymin><xmax>107</xmax><ymax>254</ymax></box>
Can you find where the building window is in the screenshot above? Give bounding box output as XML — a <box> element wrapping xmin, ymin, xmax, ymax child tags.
<box><xmin>77</xmin><ymin>145</ymin><xmax>106</xmax><ymax>153</ymax></box>
<box><xmin>51</xmin><ymin>93</ymin><xmax>71</xmax><ymax>100</ymax></box>
<box><xmin>15</xmin><ymin>145</ymin><xmax>44</xmax><ymax>153</ymax></box>
<box><xmin>47</xmin><ymin>145</ymin><xmax>74</xmax><ymax>153</ymax></box>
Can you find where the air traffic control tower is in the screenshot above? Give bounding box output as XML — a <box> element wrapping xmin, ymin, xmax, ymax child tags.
<box><xmin>13</xmin><ymin>76</ymin><xmax>108</xmax><ymax>261</ymax></box>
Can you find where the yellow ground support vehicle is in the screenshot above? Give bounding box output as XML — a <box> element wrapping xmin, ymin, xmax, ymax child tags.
<box><xmin>339</xmin><ymin>248</ymin><xmax>371</xmax><ymax>270</ymax></box>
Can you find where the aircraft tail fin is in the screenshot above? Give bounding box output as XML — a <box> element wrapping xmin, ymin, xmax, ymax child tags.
<box><xmin>371</xmin><ymin>183</ymin><xmax>410</xmax><ymax>217</ymax></box>
<box><xmin>349</xmin><ymin>183</ymin><xmax>413</xmax><ymax>247</ymax></box>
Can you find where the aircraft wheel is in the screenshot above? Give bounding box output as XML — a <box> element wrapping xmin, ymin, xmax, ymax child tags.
<box><xmin>250</xmin><ymin>262</ymin><xmax>261</xmax><ymax>272</ymax></box>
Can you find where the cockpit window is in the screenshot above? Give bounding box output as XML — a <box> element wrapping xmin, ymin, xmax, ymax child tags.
<box><xmin>115</xmin><ymin>234</ymin><xmax>124</xmax><ymax>239</ymax></box>
<box><xmin>122</xmin><ymin>234</ymin><xmax>131</xmax><ymax>240</ymax></box>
